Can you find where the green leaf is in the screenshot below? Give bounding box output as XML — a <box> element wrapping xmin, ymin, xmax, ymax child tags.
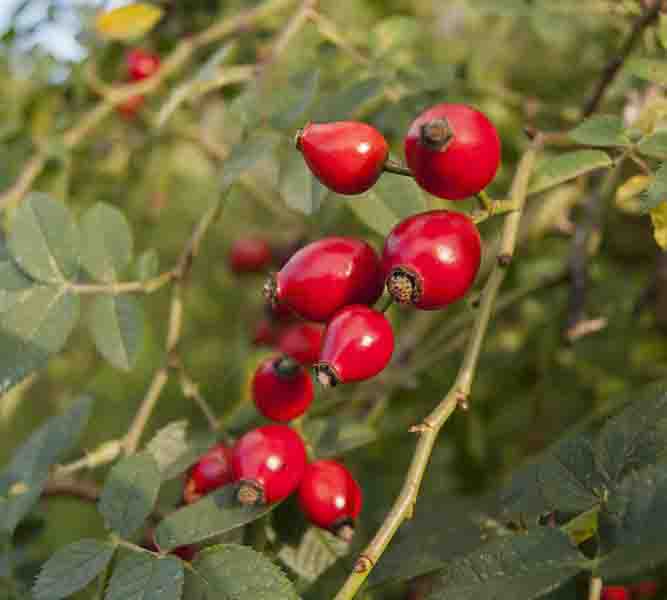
<box><xmin>529</xmin><ymin>150</ymin><xmax>612</xmax><ymax>195</ymax></box>
<box><xmin>221</xmin><ymin>135</ymin><xmax>279</xmax><ymax>188</ymax></box>
<box><xmin>280</xmin><ymin>151</ymin><xmax>327</xmax><ymax>215</ymax></box>
<box><xmin>105</xmin><ymin>553</ymin><xmax>183</xmax><ymax>600</ymax></box>
<box><xmin>347</xmin><ymin>174</ymin><xmax>428</xmax><ymax>236</ymax></box>
<box><xmin>193</xmin><ymin>544</ymin><xmax>298</xmax><ymax>600</ymax></box>
<box><xmin>426</xmin><ymin>528</ymin><xmax>585</xmax><ymax>600</ymax></box>
<box><xmin>595</xmin><ymin>390</ymin><xmax>667</xmax><ymax>484</ymax></box>
<box><xmin>135</xmin><ymin>249</ymin><xmax>159</xmax><ymax>281</ymax></box>
<box><xmin>271</xmin><ymin>69</ymin><xmax>320</xmax><ymax>130</ymax></box>
<box><xmin>568</xmin><ymin>116</ymin><xmax>627</xmax><ymax>147</ymax></box>
<box><xmin>0</xmin><ymin>285</ymin><xmax>79</xmax><ymax>395</ymax></box>
<box><xmin>160</xmin><ymin>433</ymin><xmax>219</xmax><ymax>481</ymax></box>
<box><xmin>8</xmin><ymin>193</ymin><xmax>80</xmax><ymax>284</ymax></box>
<box><xmin>626</xmin><ymin>58</ymin><xmax>667</xmax><ymax>86</ymax></box>
<box><xmin>0</xmin><ymin>237</ymin><xmax>33</xmax><ymax>314</ymax></box>
<box><xmin>305</xmin><ymin>417</ymin><xmax>377</xmax><ymax>458</ymax></box>
<box><xmin>638</xmin><ymin>131</ymin><xmax>667</xmax><ymax>159</ymax></box>
<box><xmin>278</xmin><ymin>527</ymin><xmax>348</xmax><ymax>583</ymax></box>
<box><xmin>641</xmin><ymin>163</ymin><xmax>667</xmax><ymax>212</ymax></box>
<box><xmin>98</xmin><ymin>452</ymin><xmax>161</xmax><ymax>539</ymax></box>
<box><xmin>33</xmin><ymin>539</ymin><xmax>114</xmax><ymax>600</ymax></box>
<box><xmin>599</xmin><ymin>463</ymin><xmax>667</xmax><ymax>577</ymax></box>
<box><xmin>80</xmin><ymin>203</ymin><xmax>133</xmax><ymax>282</ymax></box>
<box><xmin>154</xmin><ymin>486</ymin><xmax>274</xmax><ymax>550</ymax></box>
<box><xmin>146</xmin><ymin>422</ymin><xmax>217</xmax><ymax>479</ymax></box>
<box><xmin>88</xmin><ymin>295</ymin><xmax>144</xmax><ymax>371</ymax></box>
<box><xmin>313</xmin><ymin>78</ymin><xmax>384</xmax><ymax>121</ymax></box>
<box><xmin>0</xmin><ymin>396</ymin><xmax>93</xmax><ymax>533</ymax></box>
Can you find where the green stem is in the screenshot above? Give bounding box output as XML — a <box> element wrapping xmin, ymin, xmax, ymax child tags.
<box><xmin>383</xmin><ymin>159</ymin><xmax>413</xmax><ymax>177</ymax></box>
<box><xmin>375</xmin><ymin>294</ymin><xmax>394</xmax><ymax>313</ymax></box>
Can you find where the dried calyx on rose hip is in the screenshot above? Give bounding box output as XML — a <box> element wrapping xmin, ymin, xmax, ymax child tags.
<box><xmin>183</xmin><ymin>442</ymin><xmax>234</xmax><ymax>504</ymax></box>
<box><xmin>405</xmin><ymin>103</ymin><xmax>501</xmax><ymax>200</ymax></box>
<box><xmin>382</xmin><ymin>210</ymin><xmax>481</xmax><ymax>310</ymax></box>
<box><xmin>278</xmin><ymin>322</ymin><xmax>324</xmax><ymax>366</ymax></box>
<box><xmin>229</xmin><ymin>236</ymin><xmax>272</xmax><ymax>274</ymax></box>
<box><xmin>296</xmin><ymin>121</ymin><xmax>388</xmax><ymax>195</ymax></box>
<box><xmin>264</xmin><ymin>237</ymin><xmax>383</xmax><ymax>323</ymax></box>
<box><xmin>314</xmin><ymin>304</ymin><xmax>394</xmax><ymax>387</ymax></box>
<box><xmin>231</xmin><ymin>424</ymin><xmax>307</xmax><ymax>505</ymax></box>
<box><xmin>126</xmin><ymin>49</ymin><xmax>161</xmax><ymax>81</ymax></box>
<box><xmin>297</xmin><ymin>459</ymin><xmax>362</xmax><ymax>542</ymax></box>
<box><xmin>601</xmin><ymin>586</ymin><xmax>630</xmax><ymax>600</ymax></box>
<box><xmin>252</xmin><ymin>355</ymin><xmax>314</xmax><ymax>422</ymax></box>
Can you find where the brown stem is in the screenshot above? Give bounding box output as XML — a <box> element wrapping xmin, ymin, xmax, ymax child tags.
<box><xmin>42</xmin><ymin>477</ymin><xmax>101</xmax><ymax>503</ymax></box>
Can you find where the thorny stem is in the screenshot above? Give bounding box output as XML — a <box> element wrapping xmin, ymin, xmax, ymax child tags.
<box><xmin>0</xmin><ymin>0</ymin><xmax>298</xmax><ymax>212</ymax></box>
<box><xmin>588</xmin><ymin>576</ymin><xmax>603</xmax><ymax>600</ymax></box>
<box><xmin>333</xmin><ymin>137</ymin><xmax>543</xmax><ymax>600</ymax></box>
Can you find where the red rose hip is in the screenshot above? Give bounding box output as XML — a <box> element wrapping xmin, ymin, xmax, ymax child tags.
<box><xmin>382</xmin><ymin>210</ymin><xmax>481</xmax><ymax>310</ymax></box>
<box><xmin>126</xmin><ymin>49</ymin><xmax>161</xmax><ymax>81</ymax></box>
<box><xmin>117</xmin><ymin>94</ymin><xmax>145</xmax><ymax>119</ymax></box>
<box><xmin>231</xmin><ymin>424</ymin><xmax>307</xmax><ymax>505</ymax></box>
<box><xmin>265</xmin><ymin>237</ymin><xmax>383</xmax><ymax>323</ymax></box>
<box><xmin>278</xmin><ymin>322</ymin><xmax>324</xmax><ymax>366</ymax></box>
<box><xmin>183</xmin><ymin>443</ymin><xmax>234</xmax><ymax>504</ymax></box>
<box><xmin>405</xmin><ymin>103</ymin><xmax>501</xmax><ymax>200</ymax></box>
<box><xmin>252</xmin><ymin>356</ymin><xmax>314</xmax><ymax>422</ymax></box>
<box><xmin>296</xmin><ymin>122</ymin><xmax>388</xmax><ymax>195</ymax></box>
<box><xmin>601</xmin><ymin>587</ymin><xmax>629</xmax><ymax>600</ymax></box>
<box><xmin>314</xmin><ymin>305</ymin><xmax>394</xmax><ymax>386</ymax></box>
<box><xmin>229</xmin><ymin>237</ymin><xmax>272</xmax><ymax>274</ymax></box>
<box><xmin>298</xmin><ymin>460</ymin><xmax>362</xmax><ymax>541</ymax></box>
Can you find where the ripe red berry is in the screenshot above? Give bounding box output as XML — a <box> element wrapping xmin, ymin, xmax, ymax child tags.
<box><xmin>631</xmin><ymin>581</ymin><xmax>659</xmax><ymax>599</ymax></box>
<box><xmin>252</xmin><ymin>356</ymin><xmax>314</xmax><ymax>422</ymax></box>
<box><xmin>231</xmin><ymin>424</ymin><xmax>307</xmax><ymax>505</ymax></box>
<box><xmin>297</xmin><ymin>460</ymin><xmax>362</xmax><ymax>541</ymax></box>
<box><xmin>405</xmin><ymin>103</ymin><xmax>501</xmax><ymax>200</ymax></box>
<box><xmin>314</xmin><ymin>305</ymin><xmax>394</xmax><ymax>386</ymax></box>
<box><xmin>601</xmin><ymin>587</ymin><xmax>630</xmax><ymax>600</ymax></box>
<box><xmin>382</xmin><ymin>210</ymin><xmax>481</xmax><ymax>310</ymax></box>
<box><xmin>252</xmin><ymin>318</ymin><xmax>278</xmax><ymax>347</ymax></box>
<box><xmin>117</xmin><ymin>94</ymin><xmax>145</xmax><ymax>119</ymax></box>
<box><xmin>278</xmin><ymin>322</ymin><xmax>324</xmax><ymax>366</ymax></box>
<box><xmin>126</xmin><ymin>49</ymin><xmax>161</xmax><ymax>81</ymax></box>
<box><xmin>296</xmin><ymin>122</ymin><xmax>388</xmax><ymax>195</ymax></box>
<box><xmin>183</xmin><ymin>443</ymin><xmax>234</xmax><ymax>504</ymax></box>
<box><xmin>265</xmin><ymin>237</ymin><xmax>383</xmax><ymax>323</ymax></box>
<box><xmin>229</xmin><ymin>237</ymin><xmax>272</xmax><ymax>274</ymax></box>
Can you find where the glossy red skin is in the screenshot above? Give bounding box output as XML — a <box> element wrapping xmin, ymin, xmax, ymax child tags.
<box><xmin>117</xmin><ymin>94</ymin><xmax>145</xmax><ymax>119</ymax></box>
<box><xmin>298</xmin><ymin>122</ymin><xmax>388</xmax><ymax>195</ymax></box>
<box><xmin>382</xmin><ymin>210</ymin><xmax>481</xmax><ymax>310</ymax></box>
<box><xmin>275</xmin><ymin>237</ymin><xmax>383</xmax><ymax>323</ymax></box>
<box><xmin>126</xmin><ymin>49</ymin><xmax>160</xmax><ymax>81</ymax></box>
<box><xmin>319</xmin><ymin>305</ymin><xmax>394</xmax><ymax>383</ymax></box>
<box><xmin>252</xmin><ymin>318</ymin><xmax>278</xmax><ymax>347</ymax></box>
<box><xmin>405</xmin><ymin>103</ymin><xmax>501</xmax><ymax>200</ymax></box>
<box><xmin>188</xmin><ymin>443</ymin><xmax>234</xmax><ymax>495</ymax></box>
<box><xmin>631</xmin><ymin>582</ymin><xmax>659</xmax><ymax>598</ymax></box>
<box><xmin>298</xmin><ymin>460</ymin><xmax>362</xmax><ymax>530</ymax></box>
<box><xmin>278</xmin><ymin>323</ymin><xmax>324</xmax><ymax>366</ymax></box>
<box><xmin>230</xmin><ymin>237</ymin><xmax>272</xmax><ymax>274</ymax></box>
<box><xmin>231</xmin><ymin>425</ymin><xmax>307</xmax><ymax>503</ymax></box>
<box><xmin>252</xmin><ymin>357</ymin><xmax>314</xmax><ymax>422</ymax></box>
<box><xmin>601</xmin><ymin>587</ymin><xmax>630</xmax><ymax>600</ymax></box>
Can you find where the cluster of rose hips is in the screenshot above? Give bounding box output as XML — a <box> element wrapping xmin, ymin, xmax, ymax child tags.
<box><xmin>117</xmin><ymin>49</ymin><xmax>161</xmax><ymax>119</ymax></box>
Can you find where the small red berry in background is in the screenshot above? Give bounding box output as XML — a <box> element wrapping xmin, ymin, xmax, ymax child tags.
<box><xmin>314</xmin><ymin>304</ymin><xmax>394</xmax><ymax>386</ymax></box>
<box><xmin>229</xmin><ymin>237</ymin><xmax>272</xmax><ymax>274</ymax></box>
<box><xmin>601</xmin><ymin>586</ymin><xmax>630</xmax><ymax>600</ymax></box>
<box><xmin>126</xmin><ymin>49</ymin><xmax>160</xmax><ymax>81</ymax></box>
<box><xmin>298</xmin><ymin>460</ymin><xmax>362</xmax><ymax>541</ymax></box>
<box><xmin>252</xmin><ymin>318</ymin><xmax>278</xmax><ymax>347</ymax></box>
<box><xmin>143</xmin><ymin>535</ymin><xmax>197</xmax><ymax>562</ymax></box>
<box><xmin>252</xmin><ymin>356</ymin><xmax>314</xmax><ymax>422</ymax></box>
<box><xmin>265</xmin><ymin>237</ymin><xmax>383</xmax><ymax>323</ymax></box>
<box><xmin>183</xmin><ymin>442</ymin><xmax>234</xmax><ymax>504</ymax></box>
<box><xmin>296</xmin><ymin>122</ymin><xmax>388</xmax><ymax>195</ymax></box>
<box><xmin>231</xmin><ymin>424</ymin><xmax>307</xmax><ymax>505</ymax></box>
<box><xmin>117</xmin><ymin>94</ymin><xmax>145</xmax><ymax>120</ymax></box>
<box><xmin>278</xmin><ymin>322</ymin><xmax>324</xmax><ymax>366</ymax></box>
<box><xmin>631</xmin><ymin>581</ymin><xmax>659</xmax><ymax>599</ymax></box>
<box><xmin>405</xmin><ymin>103</ymin><xmax>501</xmax><ymax>200</ymax></box>
<box><xmin>382</xmin><ymin>210</ymin><xmax>482</xmax><ymax>310</ymax></box>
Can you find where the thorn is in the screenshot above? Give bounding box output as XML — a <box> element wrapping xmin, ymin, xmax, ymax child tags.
<box><xmin>353</xmin><ymin>555</ymin><xmax>374</xmax><ymax>573</ymax></box>
<box><xmin>409</xmin><ymin>422</ymin><xmax>434</xmax><ymax>434</ymax></box>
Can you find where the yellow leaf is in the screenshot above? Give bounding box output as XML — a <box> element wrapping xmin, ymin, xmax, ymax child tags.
<box><xmin>95</xmin><ymin>3</ymin><xmax>164</xmax><ymax>41</ymax></box>
<box><xmin>650</xmin><ymin>202</ymin><xmax>667</xmax><ymax>249</ymax></box>
<box><xmin>562</xmin><ymin>507</ymin><xmax>598</xmax><ymax>546</ymax></box>
<box><xmin>615</xmin><ymin>175</ymin><xmax>650</xmax><ymax>215</ymax></box>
